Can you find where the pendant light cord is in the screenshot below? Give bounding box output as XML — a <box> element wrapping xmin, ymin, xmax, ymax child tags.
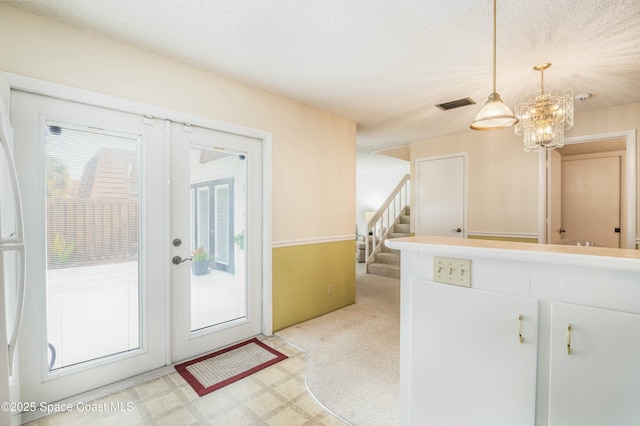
<box><xmin>492</xmin><ymin>0</ymin><xmax>497</xmax><ymax>94</ymax></box>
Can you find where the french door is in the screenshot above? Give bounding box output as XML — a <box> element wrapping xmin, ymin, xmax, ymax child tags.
<box><xmin>12</xmin><ymin>91</ymin><xmax>167</xmax><ymax>403</ymax></box>
<box><xmin>12</xmin><ymin>88</ymin><xmax>265</xmax><ymax>406</ymax></box>
<box><xmin>169</xmin><ymin>123</ymin><xmax>263</xmax><ymax>362</ymax></box>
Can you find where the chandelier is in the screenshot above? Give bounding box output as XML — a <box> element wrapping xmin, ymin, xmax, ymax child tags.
<box><xmin>470</xmin><ymin>0</ymin><xmax>518</xmax><ymax>130</ymax></box>
<box><xmin>514</xmin><ymin>63</ymin><xmax>574</xmax><ymax>152</ymax></box>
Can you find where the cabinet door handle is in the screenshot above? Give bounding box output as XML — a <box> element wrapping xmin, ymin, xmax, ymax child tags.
<box><xmin>518</xmin><ymin>315</ymin><xmax>524</xmax><ymax>343</ymax></box>
<box><xmin>567</xmin><ymin>324</ymin><xmax>572</xmax><ymax>355</ymax></box>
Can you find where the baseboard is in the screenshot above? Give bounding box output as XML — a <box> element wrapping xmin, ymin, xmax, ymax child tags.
<box><xmin>468</xmin><ymin>231</ymin><xmax>538</xmax><ymax>243</ymax></box>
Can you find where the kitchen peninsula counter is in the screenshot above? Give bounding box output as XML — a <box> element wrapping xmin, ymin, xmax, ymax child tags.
<box><xmin>386</xmin><ymin>236</ymin><xmax>640</xmax><ymax>426</ymax></box>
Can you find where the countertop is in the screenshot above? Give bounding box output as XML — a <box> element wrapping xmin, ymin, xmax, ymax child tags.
<box><xmin>386</xmin><ymin>236</ymin><xmax>640</xmax><ymax>271</ymax></box>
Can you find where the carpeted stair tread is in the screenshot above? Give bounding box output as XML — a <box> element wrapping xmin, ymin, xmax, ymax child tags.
<box><xmin>367</xmin><ymin>262</ymin><xmax>400</xmax><ymax>279</ymax></box>
<box><xmin>394</xmin><ymin>223</ymin><xmax>410</xmax><ymax>233</ymax></box>
<box><xmin>389</xmin><ymin>232</ymin><xmax>410</xmax><ymax>239</ymax></box>
<box><xmin>381</xmin><ymin>244</ymin><xmax>400</xmax><ymax>254</ymax></box>
<box><xmin>374</xmin><ymin>252</ymin><xmax>400</xmax><ymax>265</ymax></box>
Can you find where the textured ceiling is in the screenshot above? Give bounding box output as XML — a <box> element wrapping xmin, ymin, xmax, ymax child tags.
<box><xmin>5</xmin><ymin>0</ymin><xmax>640</xmax><ymax>153</ymax></box>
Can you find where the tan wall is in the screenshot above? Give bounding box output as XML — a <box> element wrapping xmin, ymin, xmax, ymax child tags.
<box><xmin>411</xmin><ymin>127</ymin><xmax>539</xmax><ymax>235</ymax></box>
<box><xmin>411</xmin><ymin>102</ymin><xmax>640</xmax><ymax>239</ymax></box>
<box><xmin>0</xmin><ymin>4</ymin><xmax>357</xmax><ymax>243</ymax></box>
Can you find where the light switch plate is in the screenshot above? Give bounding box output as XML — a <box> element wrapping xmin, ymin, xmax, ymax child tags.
<box><xmin>433</xmin><ymin>256</ymin><xmax>471</xmax><ymax>287</ymax></box>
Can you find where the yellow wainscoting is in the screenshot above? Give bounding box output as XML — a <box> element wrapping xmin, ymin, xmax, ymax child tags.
<box><xmin>272</xmin><ymin>239</ymin><xmax>356</xmax><ymax>331</ymax></box>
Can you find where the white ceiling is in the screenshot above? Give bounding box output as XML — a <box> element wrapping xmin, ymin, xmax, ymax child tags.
<box><xmin>5</xmin><ymin>0</ymin><xmax>640</xmax><ymax>154</ymax></box>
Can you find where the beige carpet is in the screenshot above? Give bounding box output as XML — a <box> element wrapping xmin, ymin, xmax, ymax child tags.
<box><xmin>276</xmin><ymin>264</ymin><xmax>400</xmax><ymax>426</ymax></box>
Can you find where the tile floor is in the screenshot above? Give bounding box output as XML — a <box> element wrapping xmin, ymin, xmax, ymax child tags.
<box><xmin>24</xmin><ymin>337</ymin><xmax>347</xmax><ymax>426</ymax></box>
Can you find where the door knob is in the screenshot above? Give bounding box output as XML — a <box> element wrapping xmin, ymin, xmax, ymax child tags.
<box><xmin>450</xmin><ymin>228</ymin><xmax>462</xmax><ymax>233</ymax></box>
<box><xmin>172</xmin><ymin>255</ymin><xmax>192</xmax><ymax>265</ymax></box>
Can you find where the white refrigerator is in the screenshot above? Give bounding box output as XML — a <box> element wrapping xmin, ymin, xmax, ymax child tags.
<box><xmin>0</xmin><ymin>77</ymin><xmax>26</xmax><ymax>426</ymax></box>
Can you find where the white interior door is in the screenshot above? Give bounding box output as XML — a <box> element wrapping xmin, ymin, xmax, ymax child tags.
<box><xmin>561</xmin><ymin>155</ymin><xmax>621</xmax><ymax>247</ymax></box>
<box><xmin>12</xmin><ymin>91</ymin><xmax>167</xmax><ymax>403</ymax></box>
<box><xmin>170</xmin><ymin>123</ymin><xmax>262</xmax><ymax>362</ymax></box>
<box><xmin>416</xmin><ymin>154</ymin><xmax>466</xmax><ymax>237</ymax></box>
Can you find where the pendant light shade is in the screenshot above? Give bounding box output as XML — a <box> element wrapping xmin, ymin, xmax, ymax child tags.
<box><xmin>470</xmin><ymin>0</ymin><xmax>518</xmax><ymax>131</ymax></box>
<box><xmin>470</xmin><ymin>92</ymin><xmax>518</xmax><ymax>130</ymax></box>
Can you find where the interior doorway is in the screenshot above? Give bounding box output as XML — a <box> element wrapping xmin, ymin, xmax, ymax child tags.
<box><xmin>556</xmin><ymin>148</ymin><xmax>623</xmax><ymax>247</ymax></box>
<box><xmin>541</xmin><ymin>131</ymin><xmax>637</xmax><ymax>248</ymax></box>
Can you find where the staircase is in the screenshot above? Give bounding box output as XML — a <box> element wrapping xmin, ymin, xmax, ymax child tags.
<box><xmin>366</xmin><ymin>206</ymin><xmax>410</xmax><ymax>279</ymax></box>
<box><xmin>364</xmin><ymin>174</ymin><xmax>411</xmax><ymax>279</ymax></box>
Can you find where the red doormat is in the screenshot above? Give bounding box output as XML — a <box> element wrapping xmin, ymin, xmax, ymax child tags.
<box><xmin>175</xmin><ymin>338</ymin><xmax>288</xmax><ymax>397</ymax></box>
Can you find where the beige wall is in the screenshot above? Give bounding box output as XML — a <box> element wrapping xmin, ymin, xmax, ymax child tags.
<box><xmin>0</xmin><ymin>4</ymin><xmax>357</xmax><ymax>243</ymax></box>
<box><xmin>411</xmin><ymin>127</ymin><xmax>539</xmax><ymax>235</ymax></box>
<box><xmin>411</xmin><ymin>102</ymin><xmax>640</xmax><ymax>240</ymax></box>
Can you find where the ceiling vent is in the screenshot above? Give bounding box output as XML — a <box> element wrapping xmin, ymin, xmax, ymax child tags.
<box><xmin>436</xmin><ymin>97</ymin><xmax>476</xmax><ymax>111</ymax></box>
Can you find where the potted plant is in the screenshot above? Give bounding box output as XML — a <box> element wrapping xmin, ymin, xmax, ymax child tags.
<box><xmin>234</xmin><ymin>230</ymin><xmax>245</xmax><ymax>251</ymax></box>
<box><xmin>191</xmin><ymin>246</ymin><xmax>210</xmax><ymax>276</ymax></box>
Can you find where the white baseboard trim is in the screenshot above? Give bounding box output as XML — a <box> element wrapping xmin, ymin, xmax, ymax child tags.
<box><xmin>272</xmin><ymin>235</ymin><xmax>355</xmax><ymax>249</ymax></box>
<box><xmin>467</xmin><ymin>231</ymin><xmax>538</xmax><ymax>240</ymax></box>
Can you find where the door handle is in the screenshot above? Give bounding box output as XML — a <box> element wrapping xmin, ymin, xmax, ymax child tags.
<box><xmin>172</xmin><ymin>255</ymin><xmax>192</xmax><ymax>265</ymax></box>
<box><xmin>518</xmin><ymin>315</ymin><xmax>524</xmax><ymax>344</ymax></box>
<box><xmin>567</xmin><ymin>324</ymin><xmax>572</xmax><ymax>355</ymax></box>
<box><xmin>450</xmin><ymin>228</ymin><xmax>462</xmax><ymax>233</ymax></box>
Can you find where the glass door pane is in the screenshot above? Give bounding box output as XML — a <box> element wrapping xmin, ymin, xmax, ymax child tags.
<box><xmin>189</xmin><ymin>147</ymin><xmax>246</xmax><ymax>331</ymax></box>
<box><xmin>45</xmin><ymin>121</ymin><xmax>141</xmax><ymax>370</ymax></box>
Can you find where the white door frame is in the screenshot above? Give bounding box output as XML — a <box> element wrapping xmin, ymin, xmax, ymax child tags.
<box><xmin>1</xmin><ymin>73</ymin><xmax>274</xmax><ymax>358</ymax></box>
<box><xmin>537</xmin><ymin>130</ymin><xmax>636</xmax><ymax>248</ymax></box>
<box><xmin>414</xmin><ymin>152</ymin><xmax>468</xmax><ymax>238</ymax></box>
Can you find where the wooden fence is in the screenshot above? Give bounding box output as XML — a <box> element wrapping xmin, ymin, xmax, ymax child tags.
<box><xmin>47</xmin><ymin>198</ymin><xmax>138</xmax><ymax>269</ymax></box>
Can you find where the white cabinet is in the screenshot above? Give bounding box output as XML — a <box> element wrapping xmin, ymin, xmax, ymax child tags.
<box><xmin>411</xmin><ymin>280</ymin><xmax>539</xmax><ymax>426</ymax></box>
<box><xmin>549</xmin><ymin>302</ymin><xmax>640</xmax><ymax>426</ymax></box>
<box><xmin>391</xmin><ymin>238</ymin><xmax>640</xmax><ymax>425</ymax></box>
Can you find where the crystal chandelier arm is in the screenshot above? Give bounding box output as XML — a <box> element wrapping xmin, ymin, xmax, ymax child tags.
<box><xmin>534</xmin><ymin>62</ymin><xmax>551</xmax><ymax>95</ymax></box>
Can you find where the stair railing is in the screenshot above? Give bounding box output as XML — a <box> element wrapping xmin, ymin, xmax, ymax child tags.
<box><xmin>365</xmin><ymin>174</ymin><xmax>410</xmax><ymax>266</ymax></box>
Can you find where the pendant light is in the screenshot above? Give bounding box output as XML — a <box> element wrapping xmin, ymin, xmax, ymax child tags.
<box><xmin>470</xmin><ymin>0</ymin><xmax>518</xmax><ymax>130</ymax></box>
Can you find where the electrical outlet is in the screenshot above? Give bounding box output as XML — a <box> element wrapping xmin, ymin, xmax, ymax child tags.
<box><xmin>328</xmin><ymin>284</ymin><xmax>333</xmax><ymax>295</ymax></box>
<box><xmin>433</xmin><ymin>256</ymin><xmax>471</xmax><ymax>287</ymax></box>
